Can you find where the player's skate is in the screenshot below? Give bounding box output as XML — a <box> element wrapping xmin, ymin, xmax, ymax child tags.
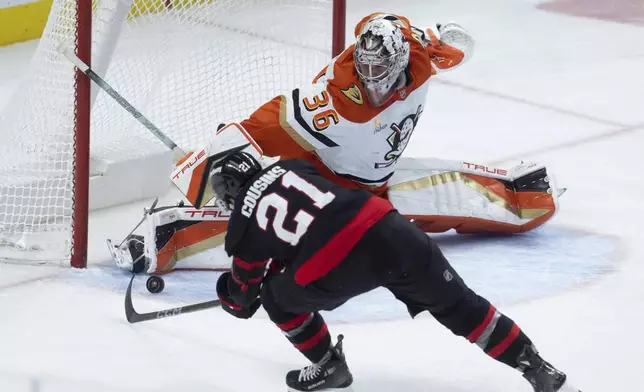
<box><xmin>286</xmin><ymin>335</ymin><xmax>353</xmax><ymax>392</ymax></box>
<box><xmin>519</xmin><ymin>345</ymin><xmax>582</xmax><ymax>392</ymax></box>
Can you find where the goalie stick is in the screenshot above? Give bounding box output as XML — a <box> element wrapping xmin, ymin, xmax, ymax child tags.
<box><xmin>117</xmin><ymin>197</ymin><xmax>159</xmax><ymax>248</ymax></box>
<box><xmin>125</xmin><ymin>274</ymin><xmax>221</xmax><ymax>323</ymax></box>
<box><xmin>58</xmin><ymin>42</ymin><xmax>263</xmax><ymax>207</ymax></box>
<box><xmin>57</xmin><ymin>42</ymin><xmax>186</xmax><ymax>162</ymax></box>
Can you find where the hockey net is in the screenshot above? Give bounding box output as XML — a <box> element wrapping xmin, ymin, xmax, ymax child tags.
<box><xmin>0</xmin><ymin>0</ymin><xmax>345</xmax><ymax>267</ymax></box>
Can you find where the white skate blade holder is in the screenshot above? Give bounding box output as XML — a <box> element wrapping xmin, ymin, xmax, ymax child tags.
<box><xmin>106</xmin><ymin>238</ymin><xmax>135</xmax><ymax>271</ymax></box>
<box><xmin>106</xmin><ymin>197</ymin><xmax>158</xmax><ymax>272</ymax></box>
<box><xmin>171</xmin><ymin>123</ymin><xmax>263</xmax><ymax>208</ymax></box>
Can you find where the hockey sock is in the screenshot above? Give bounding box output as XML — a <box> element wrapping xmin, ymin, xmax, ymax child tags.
<box><xmin>276</xmin><ymin>312</ymin><xmax>331</xmax><ymax>363</ymax></box>
<box><xmin>430</xmin><ymin>289</ymin><xmax>532</xmax><ymax>369</ymax></box>
<box><xmin>466</xmin><ymin>304</ymin><xmax>533</xmax><ymax>368</ymax></box>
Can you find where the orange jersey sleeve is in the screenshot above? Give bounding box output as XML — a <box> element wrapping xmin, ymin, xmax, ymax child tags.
<box><xmin>240</xmin><ymin>95</ymin><xmax>313</xmax><ymax>160</ymax></box>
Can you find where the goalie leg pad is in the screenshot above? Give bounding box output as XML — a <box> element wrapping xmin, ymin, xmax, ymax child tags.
<box><xmin>109</xmin><ymin>204</ymin><xmax>231</xmax><ymax>274</ymax></box>
<box><xmin>387</xmin><ymin>158</ymin><xmax>561</xmax><ymax>234</ymax></box>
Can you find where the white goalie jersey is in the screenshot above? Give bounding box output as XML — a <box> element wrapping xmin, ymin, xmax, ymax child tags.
<box><xmin>238</xmin><ymin>13</ymin><xmax>473</xmax><ymax>189</ymax></box>
<box><xmin>283</xmin><ymin>75</ymin><xmax>429</xmax><ymax>186</ymax></box>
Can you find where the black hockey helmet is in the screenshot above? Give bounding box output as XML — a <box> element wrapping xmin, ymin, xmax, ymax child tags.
<box><xmin>210</xmin><ymin>151</ymin><xmax>262</xmax><ymax>211</ymax></box>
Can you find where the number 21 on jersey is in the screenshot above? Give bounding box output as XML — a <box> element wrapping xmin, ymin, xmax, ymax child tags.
<box><xmin>256</xmin><ymin>171</ymin><xmax>336</xmax><ymax>245</ymax></box>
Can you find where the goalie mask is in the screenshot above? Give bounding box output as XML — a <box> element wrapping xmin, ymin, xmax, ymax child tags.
<box><xmin>210</xmin><ymin>151</ymin><xmax>262</xmax><ymax>211</ymax></box>
<box><xmin>354</xmin><ymin>15</ymin><xmax>410</xmax><ymax>107</ymax></box>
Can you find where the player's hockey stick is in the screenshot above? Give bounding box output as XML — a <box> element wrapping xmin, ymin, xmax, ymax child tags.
<box><xmin>57</xmin><ymin>42</ymin><xmax>186</xmax><ymax>162</ymax></box>
<box><xmin>125</xmin><ymin>274</ymin><xmax>221</xmax><ymax>323</ymax></box>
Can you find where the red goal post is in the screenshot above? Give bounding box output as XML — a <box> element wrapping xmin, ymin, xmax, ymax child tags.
<box><xmin>0</xmin><ymin>0</ymin><xmax>346</xmax><ymax>268</ymax></box>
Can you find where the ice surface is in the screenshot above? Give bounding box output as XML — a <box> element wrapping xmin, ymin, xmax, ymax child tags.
<box><xmin>1</xmin><ymin>0</ymin><xmax>643</xmax><ymax>391</ymax></box>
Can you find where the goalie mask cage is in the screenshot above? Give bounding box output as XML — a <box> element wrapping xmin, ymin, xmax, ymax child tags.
<box><xmin>0</xmin><ymin>0</ymin><xmax>346</xmax><ymax>268</ymax></box>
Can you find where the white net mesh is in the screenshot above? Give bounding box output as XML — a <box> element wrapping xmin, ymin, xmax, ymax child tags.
<box><xmin>0</xmin><ymin>0</ymin><xmax>335</xmax><ymax>264</ymax></box>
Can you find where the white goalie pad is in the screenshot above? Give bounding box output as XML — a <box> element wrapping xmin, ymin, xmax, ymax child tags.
<box><xmin>108</xmin><ymin>203</ymin><xmax>232</xmax><ymax>274</ymax></box>
<box><xmin>387</xmin><ymin>157</ymin><xmax>560</xmax><ymax>228</ymax></box>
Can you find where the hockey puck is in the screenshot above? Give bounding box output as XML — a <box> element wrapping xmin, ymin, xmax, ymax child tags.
<box><xmin>146</xmin><ymin>276</ymin><xmax>165</xmax><ymax>294</ymax></box>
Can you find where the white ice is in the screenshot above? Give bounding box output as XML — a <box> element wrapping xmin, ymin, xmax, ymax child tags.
<box><xmin>1</xmin><ymin>0</ymin><xmax>643</xmax><ymax>391</ymax></box>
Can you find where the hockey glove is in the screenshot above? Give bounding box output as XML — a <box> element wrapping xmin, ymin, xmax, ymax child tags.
<box><xmin>216</xmin><ymin>272</ymin><xmax>261</xmax><ymax>319</ymax></box>
<box><xmin>216</xmin><ymin>257</ymin><xmax>268</xmax><ymax>319</ymax></box>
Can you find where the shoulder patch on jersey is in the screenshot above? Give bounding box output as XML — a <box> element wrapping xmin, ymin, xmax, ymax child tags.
<box><xmin>341</xmin><ymin>83</ymin><xmax>364</xmax><ymax>105</ymax></box>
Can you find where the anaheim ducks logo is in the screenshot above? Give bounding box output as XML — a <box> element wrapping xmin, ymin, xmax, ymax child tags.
<box><xmin>375</xmin><ymin>105</ymin><xmax>423</xmax><ymax>169</ymax></box>
<box><xmin>341</xmin><ymin>83</ymin><xmax>364</xmax><ymax>105</ymax></box>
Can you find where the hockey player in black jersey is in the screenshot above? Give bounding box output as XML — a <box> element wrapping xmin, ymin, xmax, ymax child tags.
<box><xmin>211</xmin><ymin>152</ymin><xmax>581</xmax><ymax>392</ymax></box>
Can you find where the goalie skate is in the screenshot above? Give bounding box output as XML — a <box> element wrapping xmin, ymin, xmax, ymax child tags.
<box><xmin>106</xmin><ymin>198</ymin><xmax>159</xmax><ymax>273</ymax></box>
<box><xmin>107</xmin><ymin>235</ymin><xmax>148</xmax><ymax>273</ymax></box>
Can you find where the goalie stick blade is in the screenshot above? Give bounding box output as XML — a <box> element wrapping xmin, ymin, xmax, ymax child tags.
<box><xmin>124</xmin><ymin>275</ymin><xmax>222</xmax><ymax>324</ymax></box>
